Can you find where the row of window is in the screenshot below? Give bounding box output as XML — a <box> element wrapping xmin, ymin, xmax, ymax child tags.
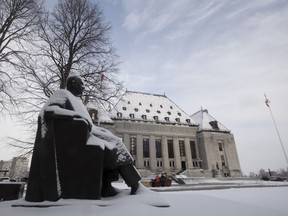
<box><xmin>217</xmin><ymin>141</ymin><xmax>226</xmax><ymax>169</ymax></box>
<box><xmin>143</xmin><ymin>160</ymin><xmax>174</xmax><ymax>168</ymax></box>
<box><xmin>117</xmin><ymin>112</ymin><xmax>192</xmax><ymax>124</ymax></box>
<box><xmin>143</xmin><ymin>159</ymin><xmax>202</xmax><ymax>169</ymax></box>
<box><xmin>216</xmin><ymin>155</ymin><xmax>226</xmax><ymax>170</ymax></box>
<box><xmin>123</xmin><ymin>106</ymin><xmax>181</xmax><ymax>115</ymax></box>
<box><xmin>125</xmin><ymin>103</ymin><xmax>175</xmax><ymax>110</ymax></box>
<box><xmin>214</xmin><ymin>139</ymin><xmax>226</xmax><ymax>169</ymax></box>
<box><xmin>130</xmin><ymin>137</ymin><xmax>198</xmax><ymax>160</ymax></box>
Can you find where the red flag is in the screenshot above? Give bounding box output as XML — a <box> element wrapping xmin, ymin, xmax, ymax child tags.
<box><xmin>99</xmin><ymin>72</ymin><xmax>104</xmax><ymax>81</ymax></box>
<box><xmin>264</xmin><ymin>93</ymin><xmax>270</xmax><ymax>107</ymax></box>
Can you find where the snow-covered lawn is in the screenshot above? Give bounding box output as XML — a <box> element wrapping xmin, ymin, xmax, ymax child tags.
<box><xmin>1</xmin><ymin>183</ymin><xmax>287</xmax><ymax>216</ymax></box>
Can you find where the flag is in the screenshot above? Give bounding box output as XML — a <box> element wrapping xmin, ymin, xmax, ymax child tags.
<box><xmin>264</xmin><ymin>93</ymin><xmax>270</xmax><ymax>107</ymax></box>
<box><xmin>99</xmin><ymin>72</ymin><xmax>104</xmax><ymax>81</ymax></box>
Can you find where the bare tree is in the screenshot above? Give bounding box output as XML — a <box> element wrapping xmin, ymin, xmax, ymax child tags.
<box><xmin>7</xmin><ymin>0</ymin><xmax>123</xmax><ymax>156</ymax></box>
<box><xmin>0</xmin><ymin>0</ymin><xmax>43</xmax><ymax>112</ymax></box>
<box><xmin>19</xmin><ymin>0</ymin><xmax>122</xmax><ymax>107</ymax></box>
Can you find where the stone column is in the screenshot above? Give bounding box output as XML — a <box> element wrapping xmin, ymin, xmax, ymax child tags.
<box><xmin>207</xmin><ymin>134</ymin><xmax>217</xmax><ymax>170</ymax></box>
<box><xmin>149</xmin><ymin>135</ymin><xmax>157</xmax><ymax>171</ymax></box>
<box><xmin>123</xmin><ymin>133</ymin><xmax>130</xmax><ymax>152</ymax></box>
<box><xmin>173</xmin><ymin>137</ymin><xmax>181</xmax><ymax>170</ymax></box>
<box><xmin>161</xmin><ymin>136</ymin><xmax>169</xmax><ymax>171</ymax></box>
<box><xmin>184</xmin><ymin>138</ymin><xmax>193</xmax><ymax>169</ymax></box>
<box><xmin>136</xmin><ymin>134</ymin><xmax>143</xmax><ymax>168</ymax></box>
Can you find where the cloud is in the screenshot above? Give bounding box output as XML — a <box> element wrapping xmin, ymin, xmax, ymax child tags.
<box><xmin>2</xmin><ymin>0</ymin><xmax>288</xmax><ymax>172</ymax></box>
<box><xmin>111</xmin><ymin>1</ymin><xmax>288</xmax><ymax>173</ymax></box>
<box><xmin>122</xmin><ymin>0</ymin><xmax>192</xmax><ymax>34</ymax></box>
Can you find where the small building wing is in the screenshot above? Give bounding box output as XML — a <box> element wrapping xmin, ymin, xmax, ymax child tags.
<box><xmin>191</xmin><ymin>109</ymin><xmax>230</xmax><ymax>132</ymax></box>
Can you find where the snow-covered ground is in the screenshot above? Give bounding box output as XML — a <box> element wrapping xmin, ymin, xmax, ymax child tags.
<box><xmin>1</xmin><ymin>180</ymin><xmax>288</xmax><ymax>216</ymax></box>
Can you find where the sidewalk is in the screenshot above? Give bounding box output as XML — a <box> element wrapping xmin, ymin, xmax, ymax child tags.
<box><xmin>148</xmin><ymin>177</ymin><xmax>288</xmax><ymax>192</ymax></box>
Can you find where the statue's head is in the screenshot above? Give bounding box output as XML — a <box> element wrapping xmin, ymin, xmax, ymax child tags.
<box><xmin>66</xmin><ymin>74</ymin><xmax>85</xmax><ymax>96</ymax></box>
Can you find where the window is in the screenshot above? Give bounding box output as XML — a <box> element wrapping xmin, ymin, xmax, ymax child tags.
<box><xmin>169</xmin><ymin>160</ymin><xmax>175</xmax><ymax>167</ymax></box>
<box><xmin>153</xmin><ymin>116</ymin><xmax>159</xmax><ymax>122</ymax></box>
<box><xmin>164</xmin><ymin>117</ymin><xmax>170</xmax><ymax>122</ymax></box>
<box><xmin>142</xmin><ymin>115</ymin><xmax>147</xmax><ymax>120</ymax></box>
<box><xmin>192</xmin><ymin>160</ymin><xmax>202</xmax><ymax>169</ymax></box>
<box><xmin>167</xmin><ymin>111</ymin><xmax>171</xmax><ymax>115</ymax></box>
<box><xmin>167</xmin><ymin>140</ymin><xmax>174</xmax><ymax>158</ymax></box>
<box><xmin>134</xmin><ymin>108</ymin><xmax>139</xmax><ymax>112</ymax></box>
<box><xmin>224</xmin><ymin>171</ymin><xmax>230</xmax><ymax>177</ymax></box>
<box><xmin>155</xmin><ymin>139</ymin><xmax>162</xmax><ymax>158</ymax></box>
<box><xmin>129</xmin><ymin>113</ymin><xmax>135</xmax><ymax>119</ymax></box>
<box><xmin>221</xmin><ymin>155</ymin><xmax>226</xmax><ymax>166</ymax></box>
<box><xmin>144</xmin><ymin>160</ymin><xmax>150</xmax><ymax>167</ymax></box>
<box><xmin>117</xmin><ymin>112</ymin><xmax>122</xmax><ymax>118</ymax></box>
<box><xmin>209</xmin><ymin>121</ymin><xmax>219</xmax><ymax>130</ymax></box>
<box><xmin>122</xmin><ymin>107</ymin><xmax>127</xmax><ymax>110</ymax></box>
<box><xmin>179</xmin><ymin>140</ymin><xmax>185</xmax><ymax>157</ymax></box>
<box><xmin>143</xmin><ymin>138</ymin><xmax>150</xmax><ymax>158</ymax></box>
<box><xmin>157</xmin><ymin>160</ymin><xmax>163</xmax><ymax>167</ymax></box>
<box><xmin>157</xmin><ymin>110</ymin><xmax>161</xmax><ymax>114</ymax></box>
<box><xmin>186</xmin><ymin>119</ymin><xmax>191</xmax><ymax>123</ymax></box>
<box><xmin>175</xmin><ymin>118</ymin><xmax>180</xmax><ymax>123</ymax></box>
<box><xmin>130</xmin><ymin>137</ymin><xmax>136</xmax><ymax>155</ymax></box>
<box><xmin>193</xmin><ymin>161</ymin><xmax>197</xmax><ymax>168</ymax></box>
<box><xmin>218</xmin><ymin>142</ymin><xmax>223</xmax><ymax>151</ymax></box>
<box><xmin>190</xmin><ymin>141</ymin><xmax>197</xmax><ymax>159</ymax></box>
<box><xmin>177</xmin><ymin>112</ymin><xmax>182</xmax><ymax>116</ymax></box>
<box><xmin>146</xmin><ymin>109</ymin><xmax>150</xmax><ymax>113</ymax></box>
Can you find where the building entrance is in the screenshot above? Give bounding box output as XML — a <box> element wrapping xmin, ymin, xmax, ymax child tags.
<box><xmin>181</xmin><ymin>161</ymin><xmax>186</xmax><ymax>170</ymax></box>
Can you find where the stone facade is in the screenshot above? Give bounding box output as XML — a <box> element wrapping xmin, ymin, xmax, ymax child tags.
<box><xmin>191</xmin><ymin>109</ymin><xmax>242</xmax><ymax>177</ymax></box>
<box><xmin>103</xmin><ymin>121</ymin><xmax>201</xmax><ymax>177</ymax></box>
<box><xmin>95</xmin><ymin>91</ymin><xmax>242</xmax><ymax>178</ymax></box>
<box><xmin>197</xmin><ymin>131</ymin><xmax>242</xmax><ymax>177</ymax></box>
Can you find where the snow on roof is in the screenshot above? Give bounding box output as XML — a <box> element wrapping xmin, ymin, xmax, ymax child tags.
<box><xmin>86</xmin><ymin>101</ymin><xmax>113</xmax><ymax>124</ymax></box>
<box><xmin>110</xmin><ymin>91</ymin><xmax>197</xmax><ymax>126</ymax></box>
<box><xmin>190</xmin><ymin>109</ymin><xmax>230</xmax><ymax>132</ymax></box>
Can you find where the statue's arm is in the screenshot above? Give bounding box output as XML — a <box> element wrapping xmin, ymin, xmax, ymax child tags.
<box><xmin>44</xmin><ymin>105</ymin><xmax>78</xmax><ymax>120</ymax></box>
<box><xmin>44</xmin><ymin>105</ymin><xmax>92</xmax><ymax>130</ymax></box>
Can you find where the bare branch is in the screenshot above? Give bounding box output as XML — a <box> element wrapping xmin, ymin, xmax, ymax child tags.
<box><xmin>0</xmin><ymin>0</ymin><xmax>44</xmax><ymax>111</ymax></box>
<box><xmin>3</xmin><ymin>0</ymin><xmax>123</xmax><ymax>156</ymax></box>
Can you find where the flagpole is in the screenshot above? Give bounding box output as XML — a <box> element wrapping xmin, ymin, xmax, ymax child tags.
<box><xmin>265</xmin><ymin>94</ymin><xmax>288</xmax><ymax>168</ymax></box>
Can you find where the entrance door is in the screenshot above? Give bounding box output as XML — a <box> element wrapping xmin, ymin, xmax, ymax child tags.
<box><xmin>181</xmin><ymin>161</ymin><xmax>186</xmax><ymax>170</ymax></box>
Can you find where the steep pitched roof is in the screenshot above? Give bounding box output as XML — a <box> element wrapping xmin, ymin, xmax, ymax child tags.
<box><xmin>191</xmin><ymin>109</ymin><xmax>230</xmax><ymax>132</ymax></box>
<box><xmin>110</xmin><ymin>91</ymin><xmax>197</xmax><ymax>126</ymax></box>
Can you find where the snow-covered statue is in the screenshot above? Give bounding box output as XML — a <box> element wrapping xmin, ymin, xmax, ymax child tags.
<box><xmin>25</xmin><ymin>73</ymin><xmax>141</xmax><ymax>202</ymax></box>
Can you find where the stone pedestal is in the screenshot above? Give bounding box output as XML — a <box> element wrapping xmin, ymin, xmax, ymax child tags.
<box><xmin>0</xmin><ymin>182</ymin><xmax>25</xmax><ymax>201</ymax></box>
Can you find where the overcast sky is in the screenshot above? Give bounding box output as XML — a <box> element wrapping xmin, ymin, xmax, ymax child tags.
<box><xmin>1</xmin><ymin>0</ymin><xmax>288</xmax><ymax>175</ymax></box>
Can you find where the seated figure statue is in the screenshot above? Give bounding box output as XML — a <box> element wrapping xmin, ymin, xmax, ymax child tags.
<box><xmin>25</xmin><ymin>73</ymin><xmax>141</xmax><ymax>202</ymax></box>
